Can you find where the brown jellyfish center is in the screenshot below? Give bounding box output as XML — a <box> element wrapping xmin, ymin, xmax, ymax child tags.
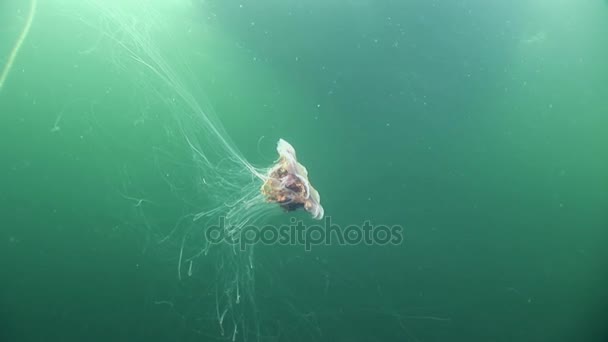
<box><xmin>261</xmin><ymin>139</ymin><xmax>324</xmax><ymax>219</ymax></box>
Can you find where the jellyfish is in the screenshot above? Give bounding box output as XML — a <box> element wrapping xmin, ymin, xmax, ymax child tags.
<box><xmin>262</xmin><ymin>139</ymin><xmax>324</xmax><ymax>220</ymax></box>
<box><xmin>73</xmin><ymin>1</ymin><xmax>323</xmax><ymax>340</ymax></box>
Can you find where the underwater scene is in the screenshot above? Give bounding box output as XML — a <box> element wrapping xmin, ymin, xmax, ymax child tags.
<box><xmin>1</xmin><ymin>0</ymin><xmax>607</xmax><ymax>341</ymax></box>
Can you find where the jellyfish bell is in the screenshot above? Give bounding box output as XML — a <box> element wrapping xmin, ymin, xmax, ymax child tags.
<box><xmin>261</xmin><ymin>139</ymin><xmax>324</xmax><ymax>220</ymax></box>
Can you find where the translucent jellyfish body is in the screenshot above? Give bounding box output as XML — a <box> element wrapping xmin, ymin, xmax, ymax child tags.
<box><xmin>262</xmin><ymin>139</ymin><xmax>324</xmax><ymax>220</ymax></box>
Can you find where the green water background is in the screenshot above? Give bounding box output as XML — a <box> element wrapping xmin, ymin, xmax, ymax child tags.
<box><xmin>1</xmin><ymin>0</ymin><xmax>607</xmax><ymax>341</ymax></box>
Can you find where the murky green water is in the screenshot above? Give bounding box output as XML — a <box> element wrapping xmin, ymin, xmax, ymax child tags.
<box><xmin>1</xmin><ymin>1</ymin><xmax>607</xmax><ymax>341</ymax></box>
